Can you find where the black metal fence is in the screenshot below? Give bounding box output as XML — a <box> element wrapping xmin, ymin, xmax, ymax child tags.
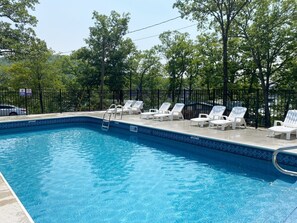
<box><xmin>1</xmin><ymin>88</ymin><xmax>297</xmax><ymax>128</ymax></box>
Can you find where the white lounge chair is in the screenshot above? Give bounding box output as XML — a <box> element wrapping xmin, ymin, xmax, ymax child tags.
<box><xmin>153</xmin><ymin>103</ymin><xmax>185</xmax><ymax>121</ymax></box>
<box><xmin>140</xmin><ymin>102</ymin><xmax>171</xmax><ymax>119</ymax></box>
<box><xmin>190</xmin><ymin>105</ymin><xmax>226</xmax><ymax>127</ymax></box>
<box><xmin>128</xmin><ymin>100</ymin><xmax>144</xmax><ymax>114</ymax></box>
<box><xmin>107</xmin><ymin>100</ymin><xmax>135</xmax><ymax>114</ymax></box>
<box><xmin>209</xmin><ymin>106</ymin><xmax>247</xmax><ymax>130</ymax></box>
<box><xmin>268</xmin><ymin>110</ymin><xmax>297</xmax><ymax>140</ymax></box>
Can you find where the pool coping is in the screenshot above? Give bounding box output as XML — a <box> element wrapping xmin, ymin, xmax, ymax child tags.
<box><xmin>0</xmin><ymin>173</ymin><xmax>34</xmax><ymax>223</ymax></box>
<box><xmin>0</xmin><ymin>114</ymin><xmax>279</xmax><ymax>152</ymax></box>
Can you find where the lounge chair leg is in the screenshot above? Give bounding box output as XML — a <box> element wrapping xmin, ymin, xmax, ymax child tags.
<box><xmin>232</xmin><ymin>123</ymin><xmax>236</xmax><ymax>130</ymax></box>
<box><xmin>286</xmin><ymin>133</ymin><xmax>290</xmax><ymax>140</ymax></box>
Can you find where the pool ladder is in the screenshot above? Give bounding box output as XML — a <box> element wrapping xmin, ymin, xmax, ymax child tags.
<box><xmin>272</xmin><ymin>145</ymin><xmax>297</xmax><ymax>177</ymax></box>
<box><xmin>101</xmin><ymin>104</ymin><xmax>123</xmax><ymax>131</ymax></box>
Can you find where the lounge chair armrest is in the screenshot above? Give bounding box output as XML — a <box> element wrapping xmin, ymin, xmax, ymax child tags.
<box><xmin>198</xmin><ymin>113</ymin><xmax>208</xmax><ymax>118</ymax></box>
<box><xmin>274</xmin><ymin>120</ymin><xmax>283</xmax><ymax>126</ymax></box>
<box><xmin>222</xmin><ymin>115</ymin><xmax>228</xmax><ymax>120</ymax></box>
<box><xmin>149</xmin><ymin>109</ymin><xmax>158</xmax><ymax>112</ymax></box>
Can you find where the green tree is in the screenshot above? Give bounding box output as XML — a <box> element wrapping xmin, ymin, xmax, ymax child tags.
<box><xmin>174</xmin><ymin>0</ymin><xmax>250</xmax><ymax>105</ymax></box>
<box><xmin>159</xmin><ymin>31</ymin><xmax>194</xmax><ymax>102</ymax></box>
<box><xmin>276</xmin><ymin>58</ymin><xmax>297</xmax><ymax>89</ymax></box>
<box><xmin>236</xmin><ymin>0</ymin><xmax>297</xmax><ymax>127</ymax></box>
<box><xmin>6</xmin><ymin>39</ymin><xmax>62</xmax><ymax>113</ymax></box>
<box><xmin>194</xmin><ymin>33</ymin><xmax>222</xmax><ymax>95</ymax></box>
<box><xmin>0</xmin><ymin>58</ymin><xmax>11</xmax><ymax>88</ymax></box>
<box><xmin>0</xmin><ymin>0</ymin><xmax>38</xmax><ymax>57</ymax></box>
<box><xmin>107</xmin><ymin>38</ymin><xmax>136</xmax><ymax>94</ymax></box>
<box><xmin>133</xmin><ymin>48</ymin><xmax>162</xmax><ymax>100</ymax></box>
<box><xmin>69</xmin><ymin>47</ymin><xmax>98</xmax><ymax>90</ymax></box>
<box><xmin>85</xmin><ymin>10</ymin><xmax>130</xmax><ymax>109</ymax></box>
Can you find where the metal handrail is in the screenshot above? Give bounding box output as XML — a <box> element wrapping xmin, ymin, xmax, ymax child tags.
<box><xmin>272</xmin><ymin>145</ymin><xmax>297</xmax><ymax>177</ymax></box>
<box><xmin>101</xmin><ymin>104</ymin><xmax>124</xmax><ymax>131</ymax></box>
<box><xmin>102</xmin><ymin>104</ymin><xmax>117</xmax><ymax>130</ymax></box>
<box><xmin>116</xmin><ymin>105</ymin><xmax>123</xmax><ymax>120</ymax></box>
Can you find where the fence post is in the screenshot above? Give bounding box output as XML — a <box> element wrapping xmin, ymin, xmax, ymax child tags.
<box><xmin>195</xmin><ymin>90</ymin><xmax>198</xmax><ymax>104</ymax></box>
<box><xmin>88</xmin><ymin>90</ymin><xmax>91</xmax><ymax>111</ymax></box>
<box><xmin>255</xmin><ymin>89</ymin><xmax>259</xmax><ymax>129</ymax></box>
<box><xmin>120</xmin><ymin>90</ymin><xmax>123</xmax><ymax>104</ymax></box>
<box><xmin>25</xmin><ymin>88</ymin><xmax>28</xmax><ymax>115</ymax></box>
<box><xmin>112</xmin><ymin>91</ymin><xmax>115</xmax><ymax>104</ymax></box>
<box><xmin>59</xmin><ymin>89</ymin><xmax>62</xmax><ymax>113</ymax></box>
<box><xmin>129</xmin><ymin>88</ymin><xmax>132</xmax><ymax>100</ymax></box>
<box><xmin>157</xmin><ymin>89</ymin><xmax>160</xmax><ymax>108</ymax></box>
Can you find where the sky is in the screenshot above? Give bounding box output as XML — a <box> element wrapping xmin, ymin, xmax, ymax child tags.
<box><xmin>32</xmin><ymin>0</ymin><xmax>198</xmax><ymax>54</ymax></box>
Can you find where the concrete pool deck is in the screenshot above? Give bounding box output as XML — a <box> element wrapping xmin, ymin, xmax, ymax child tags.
<box><xmin>1</xmin><ymin>111</ymin><xmax>296</xmax><ymax>150</ymax></box>
<box><xmin>1</xmin><ymin>111</ymin><xmax>297</xmax><ymax>222</ymax></box>
<box><xmin>0</xmin><ymin>173</ymin><xmax>34</xmax><ymax>223</ymax></box>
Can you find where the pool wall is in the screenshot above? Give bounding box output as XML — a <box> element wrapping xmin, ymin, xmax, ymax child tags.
<box><xmin>1</xmin><ymin>116</ymin><xmax>297</xmax><ymax>167</ymax></box>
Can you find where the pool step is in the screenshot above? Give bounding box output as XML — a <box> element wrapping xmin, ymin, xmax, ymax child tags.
<box><xmin>102</xmin><ymin>109</ymin><xmax>113</xmax><ymax>131</ymax></box>
<box><xmin>102</xmin><ymin>119</ymin><xmax>110</xmax><ymax>131</ymax></box>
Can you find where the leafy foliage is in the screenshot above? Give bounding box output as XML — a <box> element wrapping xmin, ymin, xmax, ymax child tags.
<box><xmin>235</xmin><ymin>0</ymin><xmax>297</xmax><ymax>126</ymax></box>
<box><xmin>84</xmin><ymin>11</ymin><xmax>131</xmax><ymax>105</ymax></box>
<box><xmin>174</xmin><ymin>0</ymin><xmax>251</xmax><ymax>105</ymax></box>
<box><xmin>0</xmin><ymin>1</ymin><xmax>296</xmax><ymax>125</ymax></box>
<box><xmin>0</xmin><ymin>0</ymin><xmax>38</xmax><ymax>57</ymax></box>
<box><xmin>158</xmin><ymin>31</ymin><xmax>194</xmax><ymax>102</ymax></box>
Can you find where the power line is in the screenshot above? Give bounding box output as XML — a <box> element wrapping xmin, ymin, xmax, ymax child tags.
<box><xmin>176</xmin><ymin>23</ymin><xmax>198</xmax><ymax>31</ymax></box>
<box><xmin>54</xmin><ymin>22</ymin><xmax>198</xmax><ymax>53</ymax></box>
<box><xmin>133</xmin><ymin>34</ymin><xmax>160</xmax><ymax>42</ymax></box>
<box><xmin>133</xmin><ymin>23</ymin><xmax>198</xmax><ymax>42</ymax></box>
<box><xmin>127</xmin><ymin>16</ymin><xmax>181</xmax><ymax>34</ymax></box>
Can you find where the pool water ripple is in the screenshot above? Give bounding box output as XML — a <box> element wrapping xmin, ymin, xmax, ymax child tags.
<box><xmin>0</xmin><ymin>124</ymin><xmax>297</xmax><ymax>222</ymax></box>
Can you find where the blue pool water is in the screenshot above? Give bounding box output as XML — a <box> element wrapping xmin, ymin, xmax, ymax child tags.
<box><xmin>0</xmin><ymin>124</ymin><xmax>297</xmax><ymax>222</ymax></box>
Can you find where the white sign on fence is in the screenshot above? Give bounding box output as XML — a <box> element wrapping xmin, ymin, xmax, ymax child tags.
<box><xmin>26</xmin><ymin>89</ymin><xmax>32</xmax><ymax>96</ymax></box>
<box><xmin>19</xmin><ymin>88</ymin><xmax>32</xmax><ymax>97</ymax></box>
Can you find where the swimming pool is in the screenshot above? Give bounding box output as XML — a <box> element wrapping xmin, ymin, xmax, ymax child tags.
<box><xmin>0</xmin><ymin>119</ymin><xmax>297</xmax><ymax>222</ymax></box>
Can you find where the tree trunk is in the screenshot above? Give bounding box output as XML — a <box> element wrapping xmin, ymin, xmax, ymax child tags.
<box><xmin>248</xmin><ymin>69</ymin><xmax>257</xmax><ymax>94</ymax></box>
<box><xmin>222</xmin><ymin>34</ymin><xmax>228</xmax><ymax>106</ymax></box>
<box><xmin>138</xmin><ymin>71</ymin><xmax>145</xmax><ymax>100</ymax></box>
<box><xmin>177</xmin><ymin>72</ymin><xmax>183</xmax><ymax>102</ymax></box>
<box><xmin>258</xmin><ymin>69</ymin><xmax>271</xmax><ymax>128</ymax></box>
<box><xmin>263</xmin><ymin>86</ymin><xmax>271</xmax><ymax>128</ymax></box>
<box><xmin>38</xmin><ymin>81</ymin><xmax>44</xmax><ymax>113</ymax></box>
<box><xmin>99</xmin><ymin>39</ymin><xmax>106</xmax><ymax>110</ymax></box>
